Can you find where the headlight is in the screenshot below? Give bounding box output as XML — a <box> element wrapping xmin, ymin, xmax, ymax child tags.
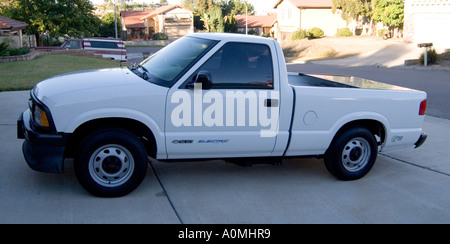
<box><xmin>29</xmin><ymin>88</ymin><xmax>54</xmax><ymax>131</ymax></box>
<box><xmin>33</xmin><ymin>105</ymin><xmax>50</xmax><ymax>128</ymax></box>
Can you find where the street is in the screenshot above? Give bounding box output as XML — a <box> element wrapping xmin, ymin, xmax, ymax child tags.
<box><xmin>127</xmin><ymin>47</ymin><xmax>163</xmax><ymax>64</ymax></box>
<box><xmin>1</xmin><ymin>64</ymin><xmax>450</xmax><ymax>224</ymax></box>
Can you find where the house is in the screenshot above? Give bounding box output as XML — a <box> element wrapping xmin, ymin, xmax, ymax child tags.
<box><xmin>273</xmin><ymin>0</ymin><xmax>347</xmax><ymax>41</ymax></box>
<box><xmin>140</xmin><ymin>4</ymin><xmax>194</xmax><ymax>39</ymax></box>
<box><xmin>0</xmin><ymin>16</ymin><xmax>33</xmax><ymax>48</ymax></box>
<box><xmin>120</xmin><ymin>5</ymin><xmax>193</xmax><ymax>40</ymax></box>
<box><xmin>404</xmin><ymin>0</ymin><xmax>450</xmax><ymax>53</ymax></box>
<box><xmin>234</xmin><ymin>14</ymin><xmax>277</xmax><ymax>37</ymax></box>
<box><xmin>120</xmin><ymin>10</ymin><xmax>153</xmax><ymax>40</ymax></box>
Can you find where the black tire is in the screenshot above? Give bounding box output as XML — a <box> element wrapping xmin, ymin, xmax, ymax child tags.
<box><xmin>74</xmin><ymin>128</ymin><xmax>148</xmax><ymax>197</ymax></box>
<box><xmin>324</xmin><ymin>127</ymin><xmax>378</xmax><ymax>181</ymax></box>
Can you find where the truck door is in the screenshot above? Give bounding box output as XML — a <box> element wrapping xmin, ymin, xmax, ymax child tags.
<box><xmin>165</xmin><ymin>42</ymin><xmax>280</xmax><ymax>159</ymax></box>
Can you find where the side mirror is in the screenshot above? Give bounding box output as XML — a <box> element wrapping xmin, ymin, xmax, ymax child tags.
<box><xmin>186</xmin><ymin>70</ymin><xmax>213</xmax><ymax>90</ymax></box>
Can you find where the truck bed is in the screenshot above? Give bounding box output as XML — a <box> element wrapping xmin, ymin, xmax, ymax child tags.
<box><xmin>288</xmin><ymin>72</ymin><xmax>416</xmax><ymax>92</ymax></box>
<box><xmin>284</xmin><ymin>72</ymin><xmax>426</xmax><ymax>156</ymax></box>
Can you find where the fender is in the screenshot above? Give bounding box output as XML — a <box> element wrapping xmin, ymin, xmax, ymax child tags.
<box><xmin>285</xmin><ymin>111</ymin><xmax>390</xmax><ymax>156</ymax></box>
<box><xmin>62</xmin><ymin>108</ymin><xmax>167</xmax><ymax>159</ymax></box>
<box><xmin>329</xmin><ymin>111</ymin><xmax>390</xmax><ymax>143</ymax></box>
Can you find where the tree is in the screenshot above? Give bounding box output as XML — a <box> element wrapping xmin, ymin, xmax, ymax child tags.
<box><xmin>372</xmin><ymin>0</ymin><xmax>404</xmax><ymax>29</ymax></box>
<box><xmin>332</xmin><ymin>0</ymin><xmax>372</xmax><ymax>24</ymax></box>
<box><xmin>97</xmin><ymin>12</ymin><xmax>122</xmax><ymax>38</ymax></box>
<box><xmin>220</xmin><ymin>0</ymin><xmax>255</xmax><ymax>16</ymax></box>
<box><xmin>208</xmin><ymin>5</ymin><xmax>224</xmax><ymax>32</ymax></box>
<box><xmin>200</xmin><ymin>12</ymin><xmax>210</xmax><ymax>32</ymax></box>
<box><xmin>2</xmin><ymin>0</ymin><xmax>100</xmax><ymax>45</ymax></box>
<box><xmin>182</xmin><ymin>0</ymin><xmax>253</xmax><ymax>33</ymax></box>
<box><xmin>332</xmin><ymin>0</ymin><xmax>405</xmax><ymax>36</ymax></box>
<box><xmin>183</xmin><ymin>0</ymin><xmax>214</xmax><ymax>14</ymax></box>
<box><xmin>224</xmin><ymin>14</ymin><xmax>237</xmax><ymax>33</ymax></box>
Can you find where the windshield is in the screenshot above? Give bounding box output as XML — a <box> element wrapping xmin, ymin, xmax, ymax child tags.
<box><xmin>139</xmin><ymin>36</ymin><xmax>218</xmax><ymax>87</ymax></box>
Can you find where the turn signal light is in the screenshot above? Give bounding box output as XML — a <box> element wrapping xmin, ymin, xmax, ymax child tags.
<box><xmin>40</xmin><ymin>111</ymin><xmax>50</xmax><ymax>127</ymax></box>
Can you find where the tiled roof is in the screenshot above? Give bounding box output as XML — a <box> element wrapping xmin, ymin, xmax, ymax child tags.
<box><xmin>235</xmin><ymin>15</ymin><xmax>277</xmax><ymax>28</ymax></box>
<box><xmin>140</xmin><ymin>4</ymin><xmax>192</xmax><ymax>20</ymax></box>
<box><xmin>120</xmin><ymin>10</ymin><xmax>153</xmax><ymax>29</ymax></box>
<box><xmin>0</xmin><ymin>16</ymin><xmax>28</xmax><ymax>31</ymax></box>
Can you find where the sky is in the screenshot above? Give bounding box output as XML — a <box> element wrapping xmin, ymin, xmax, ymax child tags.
<box><xmin>90</xmin><ymin>0</ymin><xmax>278</xmax><ymax>14</ymax></box>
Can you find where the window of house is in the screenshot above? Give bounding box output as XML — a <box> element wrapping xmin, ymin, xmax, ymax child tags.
<box><xmin>281</xmin><ymin>8</ymin><xmax>292</xmax><ymax>21</ymax></box>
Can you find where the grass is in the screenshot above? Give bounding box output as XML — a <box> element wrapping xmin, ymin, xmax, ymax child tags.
<box><xmin>0</xmin><ymin>55</ymin><xmax>123</xmax><ymax>91</ymax></box>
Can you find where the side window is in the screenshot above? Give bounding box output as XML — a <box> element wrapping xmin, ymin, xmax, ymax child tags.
<box><xmin>89</xmin><ymin>41</ymin><xmax>119</xmax><ymax>49</ymax></box>
<box><xmin>195</xmin><ymin>42</ymin><xmax>274</xmax><ymax>89</ymax></box>
<box><xmin>66</xmin><ymin>41</ymin><xmax>80</xmax><ymax>49</ymax></box>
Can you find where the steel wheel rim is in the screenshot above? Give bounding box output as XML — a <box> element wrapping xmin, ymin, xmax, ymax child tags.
<box><xmin>89</xmin><ymin>144</ymin><xmax>135</xmax><ymax>187</ymax></box>
<box><xmin>342</xmin><ymin>137</ymin><xmax>371</xmax><ymax>172</ymax></box>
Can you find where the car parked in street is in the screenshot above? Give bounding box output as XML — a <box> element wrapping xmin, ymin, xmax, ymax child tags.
<box><xmin>37</xmin><ymin>37</ymin><xmax>127</xmax><ymax>62</ymax></box>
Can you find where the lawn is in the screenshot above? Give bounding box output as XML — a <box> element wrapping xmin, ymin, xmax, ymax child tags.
<box><xmin>0</xmin><ymin>55</ymin><xmax>124</xmax><ymax>91</ymax></box>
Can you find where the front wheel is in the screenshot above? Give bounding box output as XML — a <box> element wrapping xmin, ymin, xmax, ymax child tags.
<box><xmin>74</xmin><ymin>128</ymin><xmax>148</xmax><ymax>197</ymax></box>
<box><xmin>324</xmin><ymin>127</ymin><xmax>378</xmax><ymax>181</ymax></box>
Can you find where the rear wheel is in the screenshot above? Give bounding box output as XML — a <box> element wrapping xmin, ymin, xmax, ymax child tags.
<box><xmin>324</xmin><ymin>127</ymin><xmax>378</xmax><ymax>180</ymax></box>
<box><xmin>74</xmin><ymin>128</ymin><xmax>148</xmax><ymax>197</ymax></box>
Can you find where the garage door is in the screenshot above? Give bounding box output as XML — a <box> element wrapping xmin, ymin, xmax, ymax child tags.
<box><xmin>414</xmin><ymin>13</ymin><xmax>450</xmax><ymax>52</ymax></box>
<box><xmin>165</xmin><ymin>25</ymin><xmax>192</xmax><ymax>39</ymax></box>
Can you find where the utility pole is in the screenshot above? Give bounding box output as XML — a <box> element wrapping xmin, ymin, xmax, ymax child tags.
<box><xmin>245</xmin><ymin>4</ymin><xmax>248</xmax><ymax>35</ymax></box>
<box><xmin>114</xmin><ymin>1</ymin><xmax>118</xmax><ymax>39</ymax></box>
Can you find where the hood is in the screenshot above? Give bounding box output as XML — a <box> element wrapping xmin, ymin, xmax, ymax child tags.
<box><xmin>30</xmin><ymin>67</ymin><xmax>170</xmax><ymax>133</ymax></box>
<box><xmin>32</xmin><ymin>67</ymin><xmax>158</xmax><ymax>110</ymax></box>
<box><xmin>34</xmin><ymin>68</ymin><xmax>135</xmax><ymax>99</ymax></box>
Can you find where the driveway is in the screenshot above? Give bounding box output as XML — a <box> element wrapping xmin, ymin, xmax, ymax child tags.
<box><xmin>1</xmin><ymin>65</ymin><xmax>450</xmax><ymax>224</ymax></box>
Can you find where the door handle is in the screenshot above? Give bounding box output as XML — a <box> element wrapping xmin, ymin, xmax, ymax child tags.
<box><xmin>264</xmin><ymin>99</ymin><xmax>279</xmax><ymax>107</ymax></box>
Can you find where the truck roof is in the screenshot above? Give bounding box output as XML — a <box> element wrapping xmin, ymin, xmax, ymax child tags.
<box><xmin>187</xmin><ymin>33</ymin><xmax>273</xmax><ymax>43</ymax></box>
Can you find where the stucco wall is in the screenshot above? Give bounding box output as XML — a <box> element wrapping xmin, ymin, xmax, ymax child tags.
<box><xmin>301</xmin><ymin>8</ymin><xmax>347</xmax><ymax>36</ymax></box>
<box><xmin>276</xmin><ymin>0</ymin><xmax>347</xmax><ymax>41</ymax></box>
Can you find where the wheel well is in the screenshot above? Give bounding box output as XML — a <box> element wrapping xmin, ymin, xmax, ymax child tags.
<box><xmin>334</xmin><ymin>120</ymin><xmax>386</xmax><ymax>146</ymax></box>
<box><xmin>65</xmin><ymin>118</ymin><xmax>157</xmax><ymax>159</ymax></box>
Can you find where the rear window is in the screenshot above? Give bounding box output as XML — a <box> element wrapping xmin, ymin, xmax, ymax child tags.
<box><xmin>89</xmin><ymin>41</ymin><xmax>119</xmax><ymax>49</ymax></box>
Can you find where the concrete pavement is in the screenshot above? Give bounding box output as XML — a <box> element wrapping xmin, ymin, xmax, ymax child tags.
<box><xmin>1</xmin><ymin>89</ymin><xmax>450</xmax><ymax>224</ymax></box>
<box><xmin>307</xmin><ymin>42</ymin><xmax>424</xmax><ymax>68</ymax></box>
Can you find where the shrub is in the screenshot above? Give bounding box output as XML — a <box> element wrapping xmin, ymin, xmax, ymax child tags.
<box><xmin>152</xmin><ymin>32</ymin><xmax>168</xmax><ymax>40</ymax></box>
<box><xmin>7</xmin><ymin>48</ymin><xmax>30</xmax><ymax>56</ymax></box>
<box><xmin>419</xmin><ymin>48</ymin><xmax>438</xmax><ymax>65</ymax></box>
<box><xmin>336</xmin><ymin>28</ymin><xmax>353</xmax><ymax>37</ymax></box>
<box><xmin>292</xmin><ymin>29</ymin><xmax>310</xmax><ymax>40</ymax></box>
<box><xmin>248</xmin><ymin>29</ymin><xmax>259</xmax><ymax>36</ymax></box>
<box><xmin>0</xmin><ymin>42</ymin><xmax>9</xmax><ymax>56</ymax></box>
<box><xmin>377</xmin><ymin>28</ymin><xmax>389</xmax><ymax>38</ymax></box>
<box><xmin>309</xmin><ymin>27</ymin><xmax>324</xmax><ymax>39</ymax></box>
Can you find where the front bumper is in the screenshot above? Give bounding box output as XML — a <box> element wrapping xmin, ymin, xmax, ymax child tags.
<box><xmin>17</xmin><ymin>110</ymin><xmax>69</xmax><ymax>173</ymax></box>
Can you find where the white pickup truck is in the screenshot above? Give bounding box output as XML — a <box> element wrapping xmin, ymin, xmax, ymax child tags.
<box><xmin>17</xmin><ymin>33</ymin><xmax>427</xmax><ymax>197</ymax></box>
